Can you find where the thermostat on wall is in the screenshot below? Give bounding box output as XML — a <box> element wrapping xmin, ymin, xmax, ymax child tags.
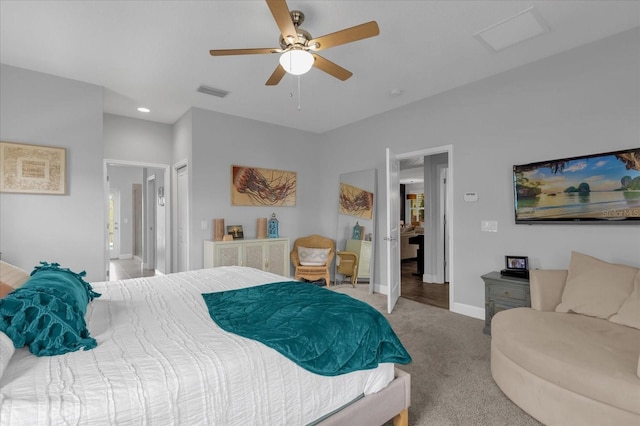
<box><xmin>464</xmin><ymin>192</ymin><xmax>478</xmax><ymax>202</ymax></box>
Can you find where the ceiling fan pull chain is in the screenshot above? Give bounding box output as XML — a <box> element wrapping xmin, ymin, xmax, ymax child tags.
<box><xmin>297</xmin><ymin>75</ymin><xmax>302</xmax><ymax>111</ymax></box>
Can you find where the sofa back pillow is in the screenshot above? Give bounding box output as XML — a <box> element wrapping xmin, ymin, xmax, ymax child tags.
<box><xmin>0</xmin><ymin>262</ymin><xmax>101</xmax><ymax>356</ymax></box>
<box><xmin>609</xmin><ymin>270</ymin><xmax>640</xmax><ymax>330</ymax></box>
<box><xmin>555</xmin><ymin>251</ymin><xmax>637</xmax><ymax>319</ymax></box>
<box><xmin>298</xmin><ymin>247</ymin><xmax>331</xmax><ymax>266</ymax></box>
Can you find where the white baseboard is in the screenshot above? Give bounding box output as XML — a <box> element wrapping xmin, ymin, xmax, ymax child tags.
<box><xmin>450</xmin><ymin>302</ymin><xmax>485</xmax><ymax>320</ymax></box>
<box><xmin>118</xmin><ymin>254</ymin><xmax>133</xmax><ymax>260</ymax></box>
<box><xmin>375</xmin><ymin>283</ymin><xmax>388</xmax><ymax>295</ymax></box>
<box><xmin>374</xmin><ymin>284</ymin><xmax>484</xmax><ymax>320</ymax></box>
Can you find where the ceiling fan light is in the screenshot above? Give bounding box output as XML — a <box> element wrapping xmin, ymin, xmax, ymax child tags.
<box><xmin>279</xmin><ymin>50</ymin><xmax>314</xmax><ymax>75</ymax></box>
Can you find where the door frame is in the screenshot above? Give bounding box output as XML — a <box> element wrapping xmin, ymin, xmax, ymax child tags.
<box><xmin>145</xmin><ymin>175</ymin><xmax>157</xmax><ymax>270</ymax></box>
<box><xmin>173</xmin><ymin>160</ymin><xmax>189</xmax><ymax>273</ymax></box>
<box><xmin>391</xmin><ymin>145</ymin><xmax>454</xmax><ymax>311</ymax></box>
<box><xmin>103</xmin><ymin>159</ymin><xmax>171</xmax><ymax>281</ymax></box>
<box><xmin>108</xmin><ymin>189</ymin><xmax>121</xmax><ymax>260</ymax></box>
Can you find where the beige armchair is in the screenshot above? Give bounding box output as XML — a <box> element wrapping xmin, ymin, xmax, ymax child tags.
<box><xmin>290</xmin><ymin>234</ymin><xmax>335</xmax><ymax>286</ymax></box>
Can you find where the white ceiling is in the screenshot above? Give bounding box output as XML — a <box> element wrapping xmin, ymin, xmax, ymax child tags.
<box><xmin>1</xmin><ymin>1</ymin><xmax>638</xmax><ymax>134</ymax></box>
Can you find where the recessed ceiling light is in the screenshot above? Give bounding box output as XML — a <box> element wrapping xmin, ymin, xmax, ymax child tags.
<box><xmin>390</xmin><ymin>89</ymin><xmax>403</xmax><ymax>97</ymax></box>
<box><xmin>474</xmin><ymin>7</ymin><xmax>549</xmax><ymax>52</ymax></box>
<box><xmin>137</xmin><ymin>107</ymin><xmax>150</xmax><ymax>113</ymax></box>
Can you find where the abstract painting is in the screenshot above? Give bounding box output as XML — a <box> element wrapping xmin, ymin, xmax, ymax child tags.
<box><xmin>231</xmin><ymin>165</ymin><xmax>296</xmax><ymax>206</ymax></box>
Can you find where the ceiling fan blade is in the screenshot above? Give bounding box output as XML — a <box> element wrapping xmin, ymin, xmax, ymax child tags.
<box><xmin>308</xmin><ymin>21</ymin><xmax>380</xmax><ymax>51</ymax></box>
<box><xmin>266</xmin><ymin>0</ymin><xmax>298</xmax><ymax>43</ymax></box>
<box><xmin>266</xmin><ymin>64</ymin><xmax>287</xmax><ymax>86</ymax></box>
<box><xmin>312</xmin><ymin>54</ymin><xmax>353</xmax><ymax>81</ymax></box>
<box><xmin>210</xmin><ymin>48</ymin><xmax>279</xmax><ymax>56</ymax></box>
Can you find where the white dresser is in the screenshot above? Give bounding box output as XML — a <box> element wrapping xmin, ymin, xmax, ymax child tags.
<box><xmin>203</xmin><ymin>238</ymin><xmax>290</xmax><ymax>277</ymax></box>
<box><xmin>345</xmin><ymin>239</ymin><xmax>371</xmax><ymax>279</ymax></box>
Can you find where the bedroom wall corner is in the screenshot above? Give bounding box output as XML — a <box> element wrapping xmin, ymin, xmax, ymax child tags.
<box><xmin>0</xmin><ymin>64</ymin><xmax>105</xmax><ymax>280</ymax></box>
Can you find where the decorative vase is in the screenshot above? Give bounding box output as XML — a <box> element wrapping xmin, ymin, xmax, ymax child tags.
<box><xmin>213</xmin><ymin>218</ymin><xmax>225</xmax><ymax>241</ymax></box>
<box><xmin>257</xmin><ymin>218</ymin><xmax>268</xmax><ymax>239</ymax></box>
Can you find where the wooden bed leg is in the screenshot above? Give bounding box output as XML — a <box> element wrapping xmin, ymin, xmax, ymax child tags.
<box><xmin>393</xmin><ymin>408</ymin><xmax>408</xmax><ymax>426</ymax></box>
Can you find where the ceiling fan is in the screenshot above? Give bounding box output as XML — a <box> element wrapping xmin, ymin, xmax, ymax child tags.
<box><xmin>209</xmin><ymin>0</ymin><xmax>380</xmax><ymax>86</ymax></box>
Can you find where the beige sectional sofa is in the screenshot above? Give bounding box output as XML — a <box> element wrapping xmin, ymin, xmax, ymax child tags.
<box><xmin>400</xmin><ymin>226</ymin><xmax>423</xmax><ymax>260</ymax></box>
<box><xmin>491</xmin><ymin>252</ymin><xmax>640</xmax><ymax>426</ymax></box>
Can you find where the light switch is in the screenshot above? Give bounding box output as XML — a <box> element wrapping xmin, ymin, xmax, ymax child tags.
<box><xmin>201</xmin><ymin>220</ymin><xmax>208</xmax><ymax>231</ymax></box>
<box><xmin>481</xmin><ymin>220</ymin><xmax>498</xmax><ymax>232</ymax></box>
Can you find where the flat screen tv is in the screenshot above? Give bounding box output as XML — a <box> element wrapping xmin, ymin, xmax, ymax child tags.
<box><xmin>513</xmin><ymin>147</ymin><xmax>640</xmax><ymax>224</ymax></box>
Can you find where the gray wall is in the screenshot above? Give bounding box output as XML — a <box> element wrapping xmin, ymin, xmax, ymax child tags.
<box><xmin>188</xmin><ymin>107</ymin><xmax>324</xmax><ymax>271</ymax></box>
<box><xmin>321</xmin><ymin>28</ymin><xmax>640</xmax><ymax>316</ymax></box>
<box><xmin>104</xmin><ymin>113</ymin><xmax>172</xmax><ymax>165</ymax></box>
<box><xmin>1</xmin><ymin>28</ymin><xmax>638</xmax><ymax>318</ymax></box>
<box><xmin>0</xmin><ymin>64</ymin><xmax>104</xmax><ymax>280</ymax></box>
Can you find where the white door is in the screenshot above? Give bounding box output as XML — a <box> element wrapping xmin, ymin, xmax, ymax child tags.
<box><xmin>109</xmin><ymin>190</ymin><xmax>120</xmax><ymax>259</ymax></box>
<box><xmin>386</xmin><ymin>148</ymin><xmax>401</xmax><ymax>313</ymax></box>
<box><xmin>177</xmin><ymin>166</ymin><xmax>189</xmax><ymax>272</ymax></box>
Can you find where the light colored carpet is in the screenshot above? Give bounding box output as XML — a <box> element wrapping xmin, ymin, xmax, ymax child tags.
<box><xmin>331</xmin><ymin>284</ymin><xmax>542</xmax><ymax>426</ymax></box>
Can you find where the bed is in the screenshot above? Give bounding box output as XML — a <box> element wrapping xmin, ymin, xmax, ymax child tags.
<box><xmin>0</xmin><ymin>265</ymin><xmax>411</xmax><ymax>425</ymax></box>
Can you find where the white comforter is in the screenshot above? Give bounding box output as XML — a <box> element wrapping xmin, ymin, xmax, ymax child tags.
<box><xmin>0</xmin><ymin>266</ymin><xmax>393</xmax><ymax>425</ymax></box>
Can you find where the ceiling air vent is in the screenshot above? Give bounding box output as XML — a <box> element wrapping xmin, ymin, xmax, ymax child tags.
<box><xmin>197</xmin><ymin>85</ymin><xmax>229</xmax><ymax>98</ymax></box>
<box><xmin>474</xmin><ymin>7</ymin><xmax>549</xmax><ymax>52</ymax></box>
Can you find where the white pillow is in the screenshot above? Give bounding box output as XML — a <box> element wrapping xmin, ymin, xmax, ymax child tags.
<box><xmin>609</xmin><ymin>270</ymin><xmax>640</xmax><ymax>330</ymax></box>
<box><xmin>555</xmin><ymin>251</ymin><xmax>637</xmax><ymax>319</ymax></box>
<box><xmin>0</xmin><ymin>331</ymin><xmax>15</xmax><ymax>381</ymax></box>
<box><xmin>298</xmin><ymin>247</ymin><xmax>330</xmax><ymax>266</ymax></box>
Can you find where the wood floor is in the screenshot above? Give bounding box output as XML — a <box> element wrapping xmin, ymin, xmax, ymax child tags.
<box><xmin>401</xmin><ymin>259</ymin><xmax>449</xmax><ymax>310</ymax></box>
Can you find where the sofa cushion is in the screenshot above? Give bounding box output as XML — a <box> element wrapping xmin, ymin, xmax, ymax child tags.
<box><xmin>492</xmin><ymin>308</ymin><xmax>640</xmax><ymax>415</ymax></box>
<box><xmin>555</xmin><ymin>251</ymin><xmax>637</xmax><ymax>319</ymax></box>
<box><xmin>610</xmin><ymin>270</ymin><xmax>640</xmax><ymax>330</ymax></box>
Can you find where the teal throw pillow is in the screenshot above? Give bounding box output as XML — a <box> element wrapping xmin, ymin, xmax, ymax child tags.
<box><xmin>0</xmin><ymin>262</ymin><xmax>101</xmax><ymax>356</ymax></box>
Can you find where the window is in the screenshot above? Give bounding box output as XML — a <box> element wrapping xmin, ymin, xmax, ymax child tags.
<box><xmin>408</xmin><ymin>193</ymin><xmax>424</xmax><ymax>225</ymax></box>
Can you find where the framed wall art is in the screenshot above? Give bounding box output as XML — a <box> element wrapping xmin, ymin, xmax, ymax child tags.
<box><xmin>339</xmin><ymin>182</ymin><xmax>374</xmax><ymax>220</ymax></box>
<box><xmin>231</xmin><ymin>165</ymin><xmax>296</xmax><ymax>207</ymax></box>
<box><xmin>0</xmin><ymin>141</ymin><xmax>66</xmax><ymax>195</ymax></box>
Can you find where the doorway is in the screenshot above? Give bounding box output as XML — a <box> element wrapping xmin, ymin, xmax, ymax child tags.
<box><xmin>394</xmin><ymin>146</ymin><xmax>453</xmax><ymax>310</ymax></box>
<box><xmin>104</xmin><ymin>160</ymin><xmax>170</xmax><ymax>281</ymax></box>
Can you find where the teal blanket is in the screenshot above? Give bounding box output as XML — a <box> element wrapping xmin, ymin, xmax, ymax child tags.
<box><xmin>202</xmin><ymin>282</ymin><xmax>411</xmax><ymax>376</ymax></box>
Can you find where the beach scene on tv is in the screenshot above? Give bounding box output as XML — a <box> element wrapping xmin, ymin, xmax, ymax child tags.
<box><xmin>514</xmin><ymin>149</ymin><xmax>640</xmax><ymax>221</ymax></box>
